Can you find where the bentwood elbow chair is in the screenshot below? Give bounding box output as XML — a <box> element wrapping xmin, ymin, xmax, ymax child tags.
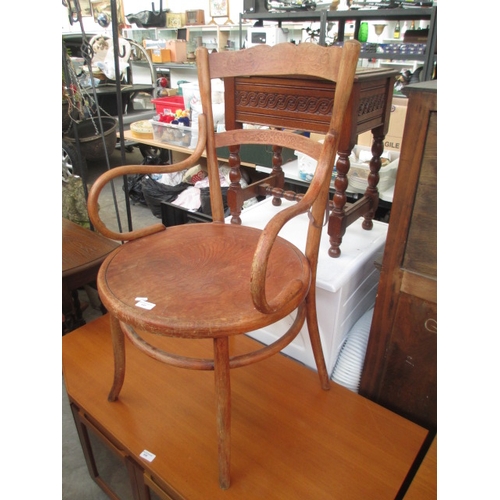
<box><xmin>87</xmin><ymin>40</ymin><xmax>360</xmax><ymax>489</ymax></box>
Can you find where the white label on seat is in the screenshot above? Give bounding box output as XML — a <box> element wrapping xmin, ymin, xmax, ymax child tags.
<box><xmin>135</xmin><ymin>300</ymin><xmax>156</xmax><ymax>310</ymax></box>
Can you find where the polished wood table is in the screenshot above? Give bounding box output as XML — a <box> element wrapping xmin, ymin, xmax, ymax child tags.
<box><xmin>122</xmin><ymin>129</ymin><xmax>256</xmax><ymax>168</ymax></box>
<box><xmin>62</xmin><ymin>218</ymin><xmax>119</xmax><ymax>332</ymax></box>
<box><xmin>63</xmin><ymin>315</ymin><xmax>429</xmax><ymax>499</ymax></box>
<box><xmin>124</xmin><ymin>68</ymin><xmax>398</xmax><ymax>258</ymax></box>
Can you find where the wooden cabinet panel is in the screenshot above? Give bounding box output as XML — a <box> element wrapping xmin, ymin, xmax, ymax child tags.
<box><xmin>403</xmin><ymin>111</ymin><xmax>437</xmax><ymax>277</ymax></box>
<box><xmin>359</xmin><ymin>81</ymin><xmax>437</xmax><ymax>432</ymax></box>
<box><xmin>376</xmin><ymin>292</ymin><xmax>437</xmax><ymax>427</ymax></box>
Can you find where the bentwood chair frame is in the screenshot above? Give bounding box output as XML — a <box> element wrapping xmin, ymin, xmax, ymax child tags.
<box><xmin>87</xmin><ymin>40</ymin><xmax>361</xmax><ymax>489</ymax></box>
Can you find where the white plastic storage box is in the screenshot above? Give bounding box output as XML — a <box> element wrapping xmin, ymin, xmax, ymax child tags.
<box><xmin>151</xmin><ymin>120</ymin><xmax>197</xmax><ymax>149</ymax></box>
<box><xmin>232</xmin><ymin>197</ymin><xmax>388</xmax><ymax>375</ymax></box>
<box><xmin>347</xmin><ymin>145</ymin><xmax>400</xmax><ymax>192</ymax></box>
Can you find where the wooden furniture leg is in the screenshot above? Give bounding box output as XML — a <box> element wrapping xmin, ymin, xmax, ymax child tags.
<box><xmin>305</xmin><ymin>291</ymin><xmax>330</xmax><ymax>391</ymax></box>
<box><xmin>227</xmin><ymin>145</ymin><xmax>244</xmax><ymax>225</ymax></box>
<box><xmin>214</xmin><ymin>337</ymin><xmax>231</xmax><ymax>490</ymax></box>
<box><xmin>227</xmin><ymin>145</ymin><xmax>285</xmax><ymax>225</ymax></box>
<box><xmin>361</xmin><ymin>129</ymin><xmax>383</xmax><ymax>231</ymax></box>
<box><xmin>108</xmin><ymin>315</ymin><xmax>126</xmax><ymax>402</ymax></box>
<box><xmin>328</xmin><ymin>147</ymin><xmax>351</xmax><ymax>258</ymax></box>
<box><xmin>327</xmin><ymin>128</ymin><xmax>385</xmax><ymax>258</ymax></box>
<box><xmin>270</xmin><ymin>144</ymin><xmax>284</xmax><ymax>207</ymax></box>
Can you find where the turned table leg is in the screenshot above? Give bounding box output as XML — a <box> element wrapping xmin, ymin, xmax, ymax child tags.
<box><xmin>362</xmin><ymin>131</ymin><xmax>383</xmax><ymax>230</ymax></box>
<box><xmin>328</xmin><ymin>148</ymin><xmax>350</xmax><ymax>258</ymax></box>
<box><xmin>270</xmin><ymin>144</ymin><xmax>284</xmax><ymax>207</ymax></box>
<box><xmin>227</xmin><ymin>145</ymin><xmax>244</xmax><ymax>225</ymax></box>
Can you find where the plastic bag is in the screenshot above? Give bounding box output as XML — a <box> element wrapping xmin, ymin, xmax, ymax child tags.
<box><xmin>123</xmin><ymin>155</ymin><xmax>163</xmax><ymax>206</ymax></box>
<box><xmin>126</xmin><ymin>10</ymin><xmax>168</xmax><ymax>28</ymax></box>
<box><xmin>140</xmin><ymin>176</ymin><xmax>191</xmax><ymax>218</ymax></box>
<box><xmin>125</xmin><ymin>174</ymin><xmax>147</xmax><ymax>206</ymax></box>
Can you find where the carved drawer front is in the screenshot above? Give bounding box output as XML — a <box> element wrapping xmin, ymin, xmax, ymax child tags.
<box><xmin>226</xmin><ymin>71</ymin><xmax>396</xmax><ymax>138</ymax></box>
<box><xmin>233</xmin><ymin>76</ymin><xmax>336</xmax><ymax>133</ymax></box>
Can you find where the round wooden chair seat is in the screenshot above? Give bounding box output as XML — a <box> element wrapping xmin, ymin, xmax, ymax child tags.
<box><xmin>98</xmin><ymin>223</ymin><xmax>311</xmax><ymax>339</ymax></box>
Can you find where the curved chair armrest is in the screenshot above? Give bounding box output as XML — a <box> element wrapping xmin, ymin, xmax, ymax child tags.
<box><xmin>88</xmin><ymin>115</ymin><xmax>208</xmax><ymax>242</ymax></box>
<box><xmin>250</xmin><ymin>136</ymin><xmax>338</xmax><ymax>315</ymax></box>
<box><xmin>250</xmin><ymin>196</ymin><xmax>315</xmax><ymax>314</ymax></box>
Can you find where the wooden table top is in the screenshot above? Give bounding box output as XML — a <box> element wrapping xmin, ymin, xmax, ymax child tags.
<box><xmin>404</xmin><ymin>436</ymin><xmax>437</xmax><ymax>499</ymax></box>
<box><xmin>62</xmin><ymin>218</ymin><xmax>119</xmax><ymax>278</ymax></box>
<box><xmin>122</xmin><ymin>129</ymin><xmax>255</xmax><ymax>167</ymax></box>
<box><xmin>63</xmin><ymin>315</ymin><xmax>429</xmax><ymax>499</ymax></box>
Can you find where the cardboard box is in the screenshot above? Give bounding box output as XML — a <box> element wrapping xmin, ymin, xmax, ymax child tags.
<box><xmin>165</xmin><ymin>39</ymin><xmax>187</xmax><ymax>63</ymax></box>
<box><xmin>151</xmin><ymin>48</ymin><xmax>171</xmax><ymax>63</ymax></box>
<box><xmin>357</xmin><ymin>96</ymin><xmax>408</xmax><ymax>152</ymax></box>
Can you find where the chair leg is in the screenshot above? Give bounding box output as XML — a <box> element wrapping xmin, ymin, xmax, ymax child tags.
<box><xmin>213</xmin><ymin>337</ymin><xmax>231</xmax><ymax>489</ymax></box>
<box><xmin>306</xmin><ymin>293</ymin><xmax>330</xmax><ymax>391</ymax></box>
<box><xmin>108</xmin><ymin>314</ymin><xmax>126</xmax><ymax>402</ymax></box>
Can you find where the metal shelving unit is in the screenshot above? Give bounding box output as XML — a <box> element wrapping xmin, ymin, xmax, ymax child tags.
<box><xmin>240</xmin><ymin>6</ymin><xmax>437</xmax><ymax>81</ymax></box>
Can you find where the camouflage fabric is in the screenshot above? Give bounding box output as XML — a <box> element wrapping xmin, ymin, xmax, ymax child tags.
<box><xmin>62</xmin><ymin>175</ymin><xmax>90</xmax><ymax>228</ymax></box>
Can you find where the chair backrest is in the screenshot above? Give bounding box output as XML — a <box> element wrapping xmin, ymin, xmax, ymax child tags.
<box><xmin>87</xmin><ymin>41</ymin><xmax>360</xmax><ymax>252</ymax></box>
<box><xmin>195</xmin><ymin>41</ymin><xmax>360</xmax><ymax>260</ymax></box>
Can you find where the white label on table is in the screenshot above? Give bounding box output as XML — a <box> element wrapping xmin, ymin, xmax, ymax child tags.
<box><xmin>140</xmin><ymin>450</ymin><xmax>156</xmax><ymax>462</ymax></box>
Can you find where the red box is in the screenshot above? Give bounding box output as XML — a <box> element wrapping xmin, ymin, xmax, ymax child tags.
<box><xmin>151</xmin><ymin>96</ymin><xmax>185</xmax><ymax>115</ymax></box>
